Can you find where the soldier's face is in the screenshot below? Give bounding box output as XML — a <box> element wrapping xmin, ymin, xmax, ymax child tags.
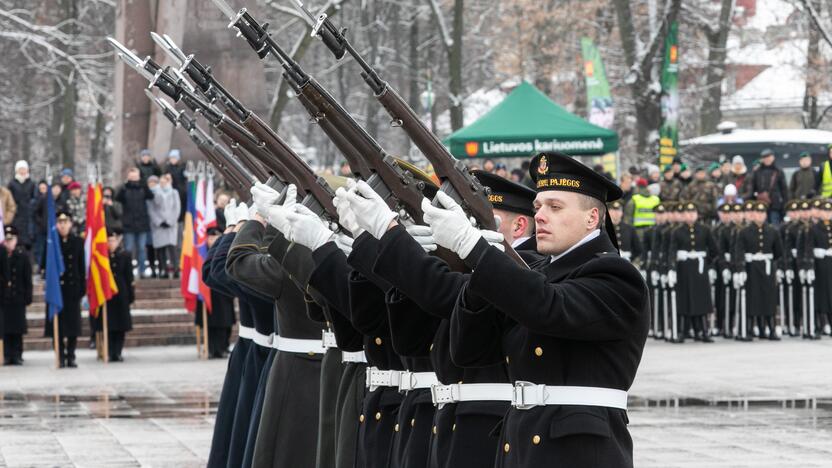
<box><xmin>5</xmin><ymin>236</ymin><xmax>17</xmax><ymax>252</ymax></box>
<box><xmin>107</xmin><ymin>236</ymin><xmax>120</xmax><ymax>252</ymax></box>
<box><xmin>533</xmin><ymin>191</ymin><xmax>599</xmax><ymax>256</ymax></box>
<box><xmin>686</xmin><ymin>211</ymin><xmax>698</xmax><ymax>223</ymax></box>
<box><xmin>609</xmin><ymin>208</ymin><xmax>622</xmax><ymax>225</ymax></box>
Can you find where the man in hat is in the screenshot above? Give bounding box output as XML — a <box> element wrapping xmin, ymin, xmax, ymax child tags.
<box><xmin>643</xmin><ymin>203</ymin><xmax>669</xmax><ymax>338</ymax></box>
<box><xmin>779</xmin><ymin>201</ymin><xmax>804</xmax><ymax>336</ymax></box>
<box><xmin>104</xmin><ymin>229</ymin><xmax>134</xmax><ymax>362</ymax></box>
<box><xmin>733</xmin><ymin>201</ymin><xmax>785</xmax><ymax>340</ymax></box>
<box><xmin>712</xmin><ymin>203</ymin><xmax>736</xmax><ymax>337</ymax></box>
<box><xmin>609</xmin><ymin>200</ymin><xmax>643</xmax><ymax>267</ymax></box>
<box><xmin>431</xmin><ymin>151</ymin><xmax>649</xmax><ymax>468</ymax></box>
<box><xmin>66</xmin><ymin>181</ymin><xmax>86</xmax><ymax>236</ymax></box>
<box><xmin>46</xmin><ymin>210</ymin><xmax>86</xmax><ymax>367</ymax></box>
<box><xmin>682</xmin><ymin>166</ymin><xmax>721</xmax><ymax>223</ymax></box>
<box><xmin>750</xmin><ymin>149</ymin><xmax>787</xmax><ymax>224</ymax></box>
<box><xmin>802</xmin><ymin>199</ymin><xmax>832</xmax><ymax>338</ymax></box>
<box><xmin>666</xmin><ymin>202</ymin><xmax>720</xmax><ymax>342</ymax></box>
<box><xmin>660</xmin><ymin>164</ymin><xmax>683</xmax><ymax>201</ymax></box>
<box><xmin>2</xmin><ymin>225</ymin><xmax>31</xmax><ymax>365</ymax></box>
<box><xmin>625</xmin><ymin>180</ymin><xmax>660</xmax><ymax>232</ymax></box>
<box><xmin>790</xmin><ymin>152</ymin><xmax>820</xmax><ymax>200</ymax></box>
<box><xmin>136</xmin><ymin>149</ymin><xmax>161</xmax><ymax>183</ymax></box>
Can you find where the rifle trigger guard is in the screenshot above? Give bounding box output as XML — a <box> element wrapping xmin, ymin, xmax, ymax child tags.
<box><xmin>390</xmin><ymin>118</ymin><xmax>403</xmax><ymax>128</ymax></box>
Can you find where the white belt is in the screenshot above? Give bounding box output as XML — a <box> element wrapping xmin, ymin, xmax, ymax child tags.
<box><xmin>366</xmin><ymin>367</ymin><xmax>402</xmax><ymax>391</ymax></box>
<box><xmin>745</xmin><ymin>253</ymin><xmax>774</xmax><ymax>274</ymax></box>
<box><xmin>792</xmin><ymin>249</ymin><xmax>798</xmax><ymax>258</ymax></box>
<box><xmin>511</xmin><ymin>382</ymin><xmax>628</xmax><ymax>411</ymax></box>
<box><xmin>620</xmin><ymin>251</ymin><xmax>632</xmax><ymax>261</ymax></box>
<box><xmin>813</xmin><ymin>248</ymin><xmax>832</xmax><ymax>259</ymax></box>
<box><xmin>238</xmin><ymin>325</ymin><xmax>255</xmax><ymax>340</ymax></box>
<box><xmin>341</xmin><ymin>350</ymin><xmax>368</xmax><ymax>363</ymax></box>
<box><xmin>398</xmin><ymin>371</ymin><xmax>439</xmax><ymax>391</ymax></box>
<box><xmin>252</xmin><ymin>330</ymin><xmax>273</xmax><ymax>348</ymax></box>
<box><xmin>322</xmin><ymin>330</ymin><xmax>338</xmax><ymax>349</ymax></box>
<box><xmin>677</xmin><ymin>250</ymin><xmax>707</xmax><ymax>273</ymax></box>
<box><xmin>431</xmin><ymin>383</ymin><xmax>514</xmax><ymax>407</ymax></box>
<box><xmin>724</xmin><ymin>253</ymin><xmax>731</xmax><ymax>261</ymax></box>
<box><xmin>273</xmin><ymin>335</ymin><xmax>327</xmax><ymax>354</ymax></box>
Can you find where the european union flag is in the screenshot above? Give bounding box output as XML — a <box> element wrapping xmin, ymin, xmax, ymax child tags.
<box><xmin>45</xmin><ymin>186</ymin><xmax>65</xmax><ymax>321</ymax></box>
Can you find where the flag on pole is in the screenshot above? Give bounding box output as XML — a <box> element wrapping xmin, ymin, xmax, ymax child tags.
<box><xmin>659</xmin><ymin>21</ymin><xmax>680</xmax><ymax>167</ymax></box>
<box><xmin>193</xmin><ymin>174</ymin><xmax>212</xmax><ymax>312</ymax></box>
<box><xmin>85</xmin><ymin>183</ymin><xmax>118</xmax><ymax>318</ymax></box>
<box><xmin>45</xmin><ymin>187</ymin><xmax>65</xmax><ymax>321</ymax></box>
<box><xmin>180</xmin><ymin>179</ymin><xmax>198</xmax><ymax>312</ymax></box>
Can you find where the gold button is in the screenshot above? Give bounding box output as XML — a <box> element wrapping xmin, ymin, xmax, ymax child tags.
<box><xmin>532</xmin><ymin>435</ymin><xmax>541</xmax><ymax>445</ymax></box>
<box><xmin>505</xmin><ymin>356</ymin><xmax>510</xmax><ymax>364</ymax></box>
<box><xmin>452</xmin><ymin>423</ymin><xmax>456</xmax><ymax>431</ymax></box>
<box><xmin>375</xmin><ymin>412</ymin><xmax>382</xmax><ymax>421</ymax></box>
<box><xmin>429</xmin><ymin>343</ymin><xmax>434</xmax><ymax>351</ymax></box>
<box><xmin>534</xmin><ymin>347</ymin><xmax>543</xmax><ymax>357</ymax></box>
<box><xmin>359</xmin><ymin>414</ymin><xmax>365</xmax><ymax>423</ymax></box>
<box><xmin>432</xmin><ymin>426</ymin><xmax>437</xmax><ymax>434</ymax></box>
<box><xmin>411</xmin><ymin>418</ymin><xmax>416</xmax><ymax>427</ymax></box>
<box><xmin>375</xmin><ymin>337</ymin><xmax>382</xmax><ymax>346</ymax></box>
<box><xmin>394</xmin><ymin>423</ymin><xmax>399</xmax><ymax>432</ymax></box>
<box><xmin>504</xmin><ymin>442</ymin><xmax>510</xmax><ymax>453</ymax></box>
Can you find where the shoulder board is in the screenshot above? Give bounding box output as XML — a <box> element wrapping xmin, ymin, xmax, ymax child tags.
<box><xmin>595</xmin><ymin>252</ymin><xmax>620</xmax><ymax>259</ymax></box>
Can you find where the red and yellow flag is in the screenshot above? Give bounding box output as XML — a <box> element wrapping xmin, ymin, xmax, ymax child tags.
<box><xmin>85</xmin><ymin>183</ymin><xmax>118</xmax><ymax>317</ymax></box>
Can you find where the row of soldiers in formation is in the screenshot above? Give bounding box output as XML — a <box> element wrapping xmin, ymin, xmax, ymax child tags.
<box><xmin>611</xmin><ymin>198</ymin><xmax>832</xmax><ymax>342</ymax></box>
<box><xmin>0</xmin><ymin>213</ymin><xmax>135</xmax><ymax>367</ymax></box>
<box><xmin>205</xmin><ymin>152</ymin><xmax>645</xmax><ymax>468</ymax></box>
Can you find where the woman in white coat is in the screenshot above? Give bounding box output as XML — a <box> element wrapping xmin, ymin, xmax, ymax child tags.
<box><xmin>147</xmin><ymin>173</ymin><xmax>181</xmax><ymax>278</ymax></box>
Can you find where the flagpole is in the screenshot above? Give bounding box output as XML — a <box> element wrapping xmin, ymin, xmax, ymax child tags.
<box><xmin>202</xmin><ymin>306</ymin><xmax>209</xmax><ymax>360</ymax></box>
<box><xmin>53</xmin><ymin>316</ymin><xmax>60</xmax><ymax>369</ymax></box>
<box><xmin>102</xmin><ymin>304</ymin><xmax>109</xmax><ymax>364</ymax></box>
<box><xmin>0</xmin><ymin>337</ymin><xmax>4</xmax><ymax>366</ymax></box>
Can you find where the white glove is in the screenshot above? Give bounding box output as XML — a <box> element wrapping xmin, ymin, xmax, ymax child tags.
<box><xmin>343</xmin><ymin>180</ymin><xmax>397</xmax><ymax>239</ymax></box>
<box><xmin>776</xmin><ymin>269</ymin><xmax>784</xmax><ymax>283</ymax></box>
<box><xmin>479</xmin><ymin>229</ymin><xmax>505</xmax><ymax>252</ymax></box>
<box><xmin>251</xmin><ymin>182</ymin><xmax>283</xmax><ymax>216</ymax></box>
<box><xmin>265</xmin><ymin>184</ymin><xmax>297</xmax><ymax>236</ymax></box>
<box><xmin>660</xmin><ymin>274</ymin><xmax>668</xmax><ymax>288</ymax></box>
<box><xmin>650</xmin><ymin>271</ymin><xmax>660</xmax><ymax>286</ymax></box>
<box><xmin>639</xmin><ymin>269</ymin><xmax>647</xmax><ymax>281</ymax></box>
<box><xmin>421</xmin><ymin>192</ymin><xmax>482</xmax><ymax>259</ymax></box>
<box><xmin>786</xmin><ymin>269</ymin><xmax>795</xmax><ymax>284</ymax></box>
<box><xmin>334</xmin><ymin>233</ymin><xmax>354</xmax><ymax>256</ymax></box>
<box><xmin>234</xmin><ymin>201</ymin><xmax>250</xmax><ymax>223</ymax></box>
<box><xmin>667</xmin><ymin>270</ymin><xmax>677</xmax><ymax>288</ymax></box>
<box><xmin>807</xmin><ymin>269</ymin><xmax>816</xmax><ymax>284</ymax></box>
<box><xmin>224</xmin><ymin>198</ymin><xmax>239</xmax><ymax>227</ymax></box>
<box><xmin>285</xmin><ymin>204</ymin><xmax>334</xmax><ymax>251</ymax></box>
<box><xmin>799</xmin><ymin>269</ymin><xmax>807</xmax><ymax>284</ymax></box>
<box><xmin>248</xmin><ymin>203</ymin><xmax>258</xmax><ymax>220</ymax></box>
<box><xmin>722</xmin><ymin>269</ymin><xmax>732</xmax><ymax>285</ymax></box>
<box><xmin>708</xmin><ymin>269</ymin><xmax>717</xmax><ymax>284</ymax></box>
<box><xmin>333</xmin><ymin>186</ymin><xmax>365</xmax><ymax>237</ymax></box>
<box><xmin>732</xmin><ymin>272</ymin><xmax>741</xmax><ymax>289</ymax></box>
<box><xmin>405</xmin><ymin>224</ymin><xmax>436</xmax><ymax>253</ymax></box>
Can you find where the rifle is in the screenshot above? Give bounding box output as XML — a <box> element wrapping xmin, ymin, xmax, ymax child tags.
<box><xmin>110</xmin><ymin>38</ymin><xmax>337</xmax><ymax>222</ymax></box>
<box><xmin>209</xmin><ymin>0</ymin><xmax>472</xmax><ymax>268</ymax></box>
<box><xmin>290</xmin><ymin>0</ymin><xmax>526</xmax><ymax>267</ymax></box>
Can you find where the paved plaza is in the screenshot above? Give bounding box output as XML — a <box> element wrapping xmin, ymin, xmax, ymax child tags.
<box><xmin>0</xmin><ymin>339</ymin><xmax>830</xmax><ymax>467</ymax></box>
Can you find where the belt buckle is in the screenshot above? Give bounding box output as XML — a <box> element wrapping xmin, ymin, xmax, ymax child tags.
<box><xmin>513</xmin><ymin>381</ymin><xmax>543</xmax><ymax>410</ymax></box>
<box><xmin>398</xmin><ymin>371</ymin><xmax>414</xmax><ymax>392</ymax></box>
<box><xmin>430</xmin><ymin>384</ymin><xmax>458</xmax><ymax>407</ymax></box>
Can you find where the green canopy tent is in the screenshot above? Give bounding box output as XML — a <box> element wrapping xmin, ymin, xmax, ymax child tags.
<box><xmin>444</xmin><ymin>81</ymin><xmax>619</xmax><ymax>159</ymax></box>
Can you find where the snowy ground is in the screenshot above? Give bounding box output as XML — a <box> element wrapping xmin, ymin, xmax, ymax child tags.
<box><xmin>0</xmin><ymin>339</ymin><xmax>830</xmax><ymax>466</ymax></box>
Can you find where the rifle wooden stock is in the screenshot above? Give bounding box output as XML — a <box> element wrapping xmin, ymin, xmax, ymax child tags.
<box><xmin>214</xmin><ymin>116</ymin><xmax>300</xmax><ymax>189</ymax></box>
<box><xmin>243</xmin><ymin>113</ymin><xmax>338</xmax><ymax>219</ymax></box>
<box><xmin>217</xmin><ymin>133</ymin><xmax>269</xmax><ymax>182</ymax></box>
<box><xmin>195</xmin><ymin>141</ymin><xmax>250</xmax><ymax>202</ymax></box>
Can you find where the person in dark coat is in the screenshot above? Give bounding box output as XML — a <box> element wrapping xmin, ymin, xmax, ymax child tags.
<box><xmin>104</xmin><ymin>229</ymin><xmax>134</xmax><ymax>362</ymax></box>
<box><xmin>45</xmin><ymin>211</ymin><xmax>86</xmax><ymax>368</ymax></box>
<box><xmin>733</xmin><ymin>201</ymin><xmax>785</xmax><ymax>340</ymax></box>
<box><xmin>790</xmin><ymin>152</ymin><xmax>820</xmax><ymax>200</ymax></box>
<box><xmin>609</xmin><ymin>200</ymin><xmax>643</xmax><ymax>267</ymax></box>
<box><xmin>163</xmin><ymin>149</ymin><xmax>188</xmax><ymax>222</ymax></box>
<box><xmin>434</xmin><ymin>152</ymin><xmax>649</xmax><ymax>468</ymax></box>
<box><xmin>136</xmin><ymin>149</ymin><xmax>162</xmax><ymax>183</ymax></box>
<box><xmin>802</xmin><ymin>199</ymin><xmax>832</xmax><ymax>338</ymax></box>
<box><xmin>8</xmin><ymin>160</ymin><xmax>35</xmax><ymax>248</ymax></box>
<box><xmin>204</xmin><ymin>226</ymin><xmax>236</xmax><ymax>358</ymax></box>
<box><xmin>667</xmin><ymin>201</ymin><xmax>720</xmax><ymax>342</ymax></box>
<box><xmin>102</xmin><ymin>186</ymin><xmax>123</xmax><ymax>232</ymax></box>
<box><xmin>115</xmin><ymin>168</ymin><xmax>154</xmax><ymax>277</ymax></box>
<box><xmin>225</xmin><ymin>202</ymin><xmax>325</xmax><ymax>468</ymax></box>
<box><xmin>2</xmin><ymin>226</ymin><xmax>30</xmax><ymax>365</ymax></box>
<box><xmin>750</xmin><ymin>149</ymin><xmax>788</xmax><ymax>224</ymax></box>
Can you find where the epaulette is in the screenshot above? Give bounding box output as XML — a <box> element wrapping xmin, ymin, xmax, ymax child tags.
<box><xmin>596</xmin><ymin>252</ymin><xmax>620</xmax><ymax>259</ymax></box>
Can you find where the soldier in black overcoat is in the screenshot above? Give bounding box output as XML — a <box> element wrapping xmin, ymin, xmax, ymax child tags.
<box><xmin>203</xmin><ymin>226</ymin><xmax>236</xmax><ymax>359</ymax></box>
<box><xmin>643</xmin><ymin>204</ymin><xmax>668</xmax><ymax>338</ymax></box>
<box><xmin>3</xmin><ymin>226</ymin><xmax>31</xmax><ymax>365</ymax></box>
<box><xmin>434</xmin><ymin>152</ymin><xmax>649</xmax><ymax>468</ymax></box>
<box><xmin>45</xmin><ymin>211</ymin><xmax>86</xmax><ymax>368</ymax></box>
<box><xmin>779</xmin><ymin>201</ymin><xmax>803</xmax><ymax>336</ymax></box>
<box><xmin>733</xmin><ymin>201</ymin><xmax>785</xmax><ymax>340</ymax></box>
<box><xmin>666</xmin><ymin>201</ymin><xmax>720</xmax><ymax>342</ymax></box>
<box><xmin>105</xmin><ymin>229</ymin><xmax>134</xmax><ymax>362</ymax></box>
<box><xmin>609</xmin><ymin>200</ymin><xmax>643</xmax><ymax>267</ymax></box>
<box><xmin>802</xmin><ymin>199</ymin><xmax>832</xmax><ymax>338</ymax></box>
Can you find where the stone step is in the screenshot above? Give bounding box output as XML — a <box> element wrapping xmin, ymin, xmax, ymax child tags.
<box><xmin>21</xmin><ymin>323</ymin><xmax>239</xmax><ymax>351</ymax></box>
<box><xmin>32</xmin><ymin>277</ymin><xmax>181</xmax><ymax>294</ymax></box>
<box><xmin>25</xmin><ymin>308</ymin><xmax>194</xmax><ymax>327</ymax></box>
<box><xmin>32</xmin><ymin>287</ymin><xmax>184</xmax><ymax>303</ymax></box>
<box><xmin>28</xmin><ymin>298</ymin><xmax>186</xmax><ymax>314</ymax></box>
<box><xmin>24</xmin><ymin>318</ymin><xmax>199</xmax><ymax>339</ymax></box>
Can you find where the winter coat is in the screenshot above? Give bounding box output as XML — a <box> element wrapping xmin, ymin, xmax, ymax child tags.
<box><xmin>682</xmin><ymin>179</ymin><xmax>722</xmax><ymax>221</ymax></box>
<box><xmin>104</xmin><ymin>200</ymin><xmax>123</xmax><ymax>232</ymax></box>
<box><xmin>724</xmin><ymin>171</ymin><xmax>752</xmax><ymax>199</ymax></box>
<box><xmin>660</xmin><ymin>178</ymin><xmax>684</xmax><ymax>201</ymax></box>
<box><xmin>789</xmin><ymin>167</ymin><xmax>820</xmax><ymax>200</ymax></box>
<box><xmin>137</xmin><ymin>161</ymin><xmax>161</xmax><ymax>183</ymax></box>
<box><xmin>147</xmin><ymin>185</ymin><xmax>180</xmax><ymax>247</ymax></box>
<box><xmin>750</xmin><ymin>163</ymin><xmax>788</xmax><ymax>212</ymax></box>
<box><xmin>66</xmin><ymin>195</ymin><xmax>86</xmax><ymax>236</ymax></box>
<box><xmin>105</xmin><ymin>249</ymin><xmax>135</xmax><ymax>332</ymax></box>
<box><xmin>34</xmin><ymin>194</ymin><xmax>67</xmax><ymax>235</ymax></box>
<box><xmin>164</xmin><ymin>162</ymin><xmax>188</xmax><ymax>220</ymax></box>
<box><xmin>0</xmin><ymin>187</ymin><xmax>17</xmax><ymax>227</ymax></box>
<box><xmin>7</xmin><ymin>178</ymin><xmax>35</xmax><ymax>245</ymax></box>
<box><xmin>115</xmin><ymin>181</ymin><xmax>153</xmax><ymax>233</ymax></box>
